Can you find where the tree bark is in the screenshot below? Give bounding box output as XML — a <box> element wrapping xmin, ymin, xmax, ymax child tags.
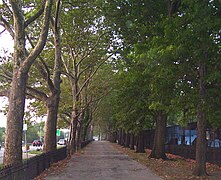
<box><xmin>130</xmin><ymin>133</ymin><xmax>135</xmax><ymax>150</ymax></box>
<box><xmin>118</xmin><ymin>129</ymin><xmax>122</xmax><ymax>145</ymax></box>
<box><xmin>136</xmin><ymin>131</ymin><xmax>145</xmax><ymax>153</ymax></box>
<box><xmin>193</xmin><ymin>58</ymin><xmax>208</xmax><ymax>176</ymax></box>
<box><xmin>120</xmin><ymin>129</ymin><xmax>125</xmax><ymax>146</ymax></box>
<box><xmin>124</xmin><ymin>133</ymin><xmax>130</xmax><ymax>148</ymax></box>
<box><xmin>4</xmin><ymin>73</ymin><xmax>27</xmax><ymax>165</ymax></box>
<box><xmin>43</xmin><ymin>0</ymin><xmax>62</xmax><ymax>153</ymax></box>
<box><xmin>149</xmin><ymin>111</ymin><xmax>167</xmax><ymax>159</ymax></box>
<box><xmin>67</xmin><ymin>111</ymin><xmax>78</xmax><ymax>156</ymax></box>
<box><xmin>43</xmin><ymin>94</ymin><xmax>60</xmax><ymax>152</ymax></box>
<box><xmin>76</xmin><ymin>117</ymin><xmax>83</xmax><ymax>151</ymax></box>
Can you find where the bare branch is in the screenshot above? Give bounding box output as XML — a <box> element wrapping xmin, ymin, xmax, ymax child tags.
<box><xmin>76</xmin><ymin>32</ymin><xmax>107</xmax><ymax>67</ymax></box>
<box><xmin>26</xmin><ymin>86</ymin><xmax>48</xmax><ymax>102</ymax></box>
<box><xmin>24</xmin><ymin>7</ymin><xmax>44</xmax><ymax>28</ymax></box>
<box><xmin>2</xmin><ymin>0</ymin><xmax>13</xmax><ymax>15</ymax></box>
<box><xmin>0</xmin><ymin>28</ymin><xmax>6</xmax><ymax>35</ymax></box>
<box><xmin>26</xmin><ymin>34</ymin><xmax>55</xmax><ymax>92</ymax></box>
<box><xmin>0</xmin><ymin>89</ymin><xmax>10</xmax><ymax>97</ymax></box>
<box><xmin>61</xmin><ymin>55</ymin><xmax>70</xmax><ymax>75</ymax></box>
<box><xmin>0</xmin><ymin>73</ymin><xmax>12</xmax><ymax>81</ymax></box>
<box><xmin>61</xmin><ymin>70</ymin><xmax>75</xmax><ymax>80</ymax></box>
<box><xmin>0</xmin><ymin>15</ymin><xmax>14</xmax><ymax>38</ymax></box>
<box><xmin>59</xmin><ymin>114</ymin><xmax>71</xmax><ymax>126</ymax></box>
<box><xmin>22</xmin><ymin>0</ymin><xmax>53</xmax><ymax>73</ymax></box>
<box><xmin>76</xmin><ymin>53</ymin><xmax>114</xmax><ymax>98</ymax></box>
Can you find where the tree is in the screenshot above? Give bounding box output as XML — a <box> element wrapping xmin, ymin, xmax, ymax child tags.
<box><xmin>0</xmin><ymin>0</ymin><xmax>52</xmax><ymax>165</ymax></box>
<box><xmin>0</xmin><ymin>127</ymin><xmax>5</xmax><ymax>144</ymax></box>
<box><xmin>60</xmin><ymin>0</ymin><xmax>112</xmax><ymax>155</ymax></box>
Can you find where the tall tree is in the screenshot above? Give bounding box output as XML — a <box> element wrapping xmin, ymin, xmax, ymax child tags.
<box><xmin>60</xmin><ymin>0</ymin><xmax>112</xmax><ymax>155</ymax></box>
<box><xmin>1</xmin><ymin>0</ymin><xmax>53</xmax><ymax>165</ymax></box>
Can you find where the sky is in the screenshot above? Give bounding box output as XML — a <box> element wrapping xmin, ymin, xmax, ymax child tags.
<box><xmin>0</xmin><ymin>26</ymin><xmax>46</xmax><ymax>128</ymax></box>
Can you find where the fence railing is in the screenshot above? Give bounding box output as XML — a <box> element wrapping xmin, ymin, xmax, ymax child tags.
<box><xmin>165</xmin><ymin>145</ymin><xmax>221</xmax><ymax>166</ymax></box>
<box><xmin>0</xmin><ymin>140</ymin><xmax>92</xmax><ymax>180</ymax></box>
<box><xmin>0</xmin><ymin>146</ymin><xmax>67</xmax><ymax>180</ymax></box>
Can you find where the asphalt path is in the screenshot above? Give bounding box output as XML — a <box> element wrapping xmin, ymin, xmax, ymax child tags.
<box><xmin>45</xmin><ymin>141</ymin><xmax>162</xmax><ymax>180</ymax></box>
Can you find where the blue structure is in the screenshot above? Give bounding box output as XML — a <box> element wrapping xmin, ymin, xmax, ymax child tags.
<box><xmin>166</xmin><ymin>124</ymin><xmax>197</xmax><ymax>145</ymax></box>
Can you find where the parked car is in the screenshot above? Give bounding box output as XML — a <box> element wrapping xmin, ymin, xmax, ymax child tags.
<box><xmin>32</xmin><ymin>140</ymin><xmax>43</xmax><ymax>146</ymax></box>
<box><xmin>57</xmin><ymin>139</ymin><xmax>66</xmax><ymax>145</ymax></box>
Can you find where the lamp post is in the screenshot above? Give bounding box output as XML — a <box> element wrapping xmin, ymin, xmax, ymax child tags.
<box><xmin>23</xmin><ymin>123</ymin><xmax>28</xmax><ymax>159</ymax></box>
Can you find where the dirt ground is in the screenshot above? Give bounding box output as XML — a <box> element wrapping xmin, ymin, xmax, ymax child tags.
<box><xmin>35</xmin><ymin>141</ymin><xmax>162</xmax><ymax>180</ymax></box>
<box><xmin>112</xmin><ymin>144</ymin><xmax>221</xmax><ymax>180</ymax></box>
<box><xmin>35</xmin><ymin>142</ymin><xmax>221</xmax><ymax>180</ymax></box>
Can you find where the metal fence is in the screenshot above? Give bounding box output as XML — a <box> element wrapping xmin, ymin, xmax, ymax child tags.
<box><xmin>165</xmin><ymin>145</ymin><xmax>221</xmax><ymax>166</ymax></box>
<box><xmin>0</xmin><ymin>140</ymin><xmax>92</xmax><ymax>180</ymax></box>
<box><xmin>0</xmin><ymin>146</ymin><xmax>67</xmax><ymax>180</ymax></box>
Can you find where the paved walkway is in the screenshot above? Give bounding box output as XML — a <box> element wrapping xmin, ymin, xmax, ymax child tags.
<box><xmin>45</xmin><ymin>141</ymin><xmax>162</xmax><ymax>180</ymax></box>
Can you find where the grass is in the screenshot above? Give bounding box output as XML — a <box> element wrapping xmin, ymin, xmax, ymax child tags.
<box><xmin>29</xmin><ymin>150</ymin><xmax>43</xmax><ymax>155</ymax></box>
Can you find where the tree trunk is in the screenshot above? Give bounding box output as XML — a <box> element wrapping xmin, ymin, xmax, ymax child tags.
<box><xmin>136</xmin><ymin>131</ymin><xmax>145</xmax><ymax>153</ymax></box>
<box><xmin>67</xmin><ymin>112</ymin><xmax>78</xmax><ymax>156</ymax></box>
<box><xmin>43</xmin><ymin>94</ymin><xmax>60</xmax><ymax>152</ymax></box>
<box><xmin>149</xmin><ymin>111</ymin><xmax>167</xmax><ymax>159</ymax></box>
<box><xmin>181</xmin><ymin>129</ymin><xmax>186</xmax><ymax>145</ymax></box>
<box><xmin>130</xmin><ymin>133</ymin><xmax>135</xmax><ymax>150</ymax></box>
<box><xmin>3</xmin><ymin>0</ymin><xmax>52</xmax><ymax>166</ymax></box>
<box><xmin>124</xmin><ymin>133</ymin><xmax>130</xmax><ymax>148</ymax></box>
<box><xmin>193</xmin><ymin>58</ymin><xmax>208</xmax><ymax>176</ymax></box>
<box><xmin>118</xmin><ymin>129</ymin><xmax>122</xmax><ymax>145</ymax></box>
<box><xmin>76</xmin><ymin>118</ymin><xmax>83</xmax><ymax>151</ymax></box>
<box><xmin>43</xmin><ymin>0</ymin><xmax>62</xmax><ymax>152</ymax></box>
<box><xmin>4</xmin><ymin>73</ymin><xmax>28</xmax><ymax>165</ymax></box>
<box><xmin>108</xmin><ymin>131</ymin><xmax>117</xmax><ymax>143</ymax></box>
<box><xmin>120</xmin><ymin>129</ymin><xmax>125</xmax><ymax>146</ymax></box>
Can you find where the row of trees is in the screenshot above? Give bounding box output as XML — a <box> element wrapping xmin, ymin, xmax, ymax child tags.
<box><xmin>1</xmin><ymin>0</ymin><xmax>221</xmax><ymax>177</ymax></box>
<box><xmin>96</xmin><ymin>0</ymin><xmax>221</xmax><ymax>177</ymax></box>
<box><xmin>0</xmin><ymin>0</ymin><xmax>114</xmax><ymax>166</ymax></box>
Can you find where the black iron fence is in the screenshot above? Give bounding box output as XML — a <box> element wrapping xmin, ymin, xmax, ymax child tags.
<box><xmin>0</xmin><ymin>140</ymin><xmax>92</xmax><ymax>180</ymax></box>
<box><xmin>116</xmin><ymin>128</ymin><xmax>221</xmax><ymax>167</ymax></box>
<box><xmin>0</xmin><ymin>146</ymin><xmax>67</xmax><ymax>180</ymax></box>
<box><xmin>165</xmin><ymin>145</ymin><xmax>221</xmax><ymax>166</ymax></box>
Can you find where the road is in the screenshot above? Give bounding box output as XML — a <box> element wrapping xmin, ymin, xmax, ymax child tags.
<box><xmin>45</xmin><ymin>141</ymin><xmax>162</xmax><ymax>180</ymax></box>
<box><xmin>0</xmin><ymin>146</ymin><xmax>39</xmax><ymax>164</ymax></box>
<box><xmin>0</xmin><ymin>147</ymin><xmax>3</xmax><ymax>162</ymax></box>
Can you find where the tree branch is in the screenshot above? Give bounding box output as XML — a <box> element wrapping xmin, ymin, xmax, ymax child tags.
<box><xmin>0</xmin><ymin>89</ymin><xmax>10</xmax><ymax>97</ymax></box>
<box><xmin>25</xmin><ymin>7</ymin><xmax>44</xmax><ymax>28</ymax></box>
<box><xmin>26</xmin><ymin>86</ymin><xmax>48</xmax><ymax>101</ymax></box>
<box><xmin>22</xmin><ymin>0</ymin><xmax>53</xmax><ymax>73</ymax></box>
<box><xmin>76</xmin><ymin>32</ymin><xmax>107</xmax><ymax>67</ymax></box>
<box><xmin>0</xmin><ymin>15</ymin><xmax>14</xmax><ymax>38</ymax></box>
<box><xmin>76</xmin><ymin>53</ymin><xmax>113</xmax><ymax>98</ymax></box>
<box><xmin>26</xmin><ymin>34</ymin><xmax>55</xmax><ymax>92</ymax></box>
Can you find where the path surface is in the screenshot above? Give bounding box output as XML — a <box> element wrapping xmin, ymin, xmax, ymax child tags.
<box><xmin>45</xmin><ymin>141</ymin><xmax>162</xmax><ymax>180</ymax></box>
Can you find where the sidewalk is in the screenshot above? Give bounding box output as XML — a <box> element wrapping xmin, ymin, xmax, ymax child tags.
<box><xmin>43</xmin><ymin>141</ymin><xmax>162</xmax><ymax>180</ymax></box>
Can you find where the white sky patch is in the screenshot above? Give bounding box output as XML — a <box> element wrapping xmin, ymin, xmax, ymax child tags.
<box><xmin>0</xmin><ymin>27</ymin><xmax>14</xmax><ymax>55</ymax></box>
